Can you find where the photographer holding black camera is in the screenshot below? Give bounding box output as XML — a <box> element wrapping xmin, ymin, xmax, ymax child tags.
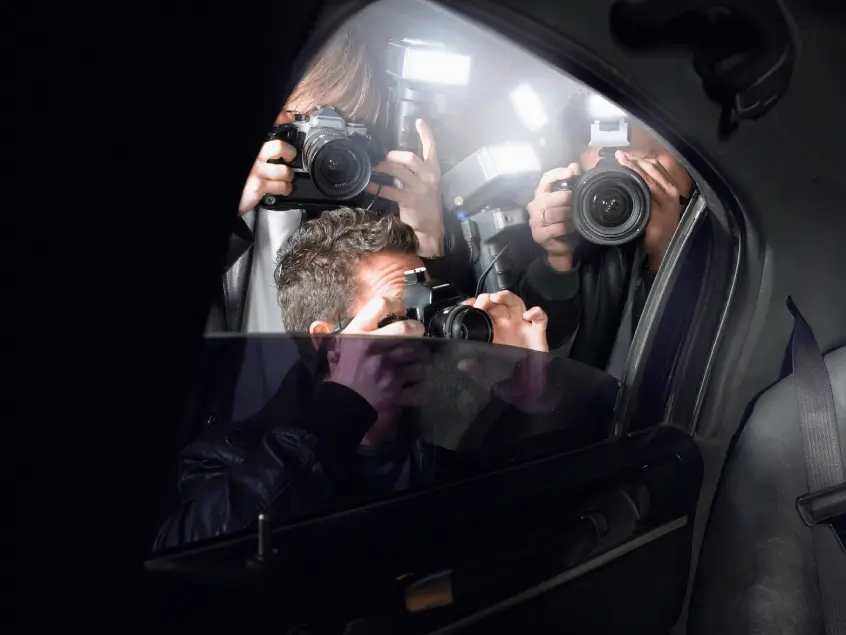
<box><xmin>215</xmin><ymin>19</ymin><xmax>472</xmax><ymax>334</ymax></box>
<box><xmin>155</xmin><ymin>207</ymin><xmax>549</xmax><ymax>548</ymax></box>
<box><xmin>518</xmin><ymin>89</ymin><xmax>693</xmax><ymax>373</ymax></box>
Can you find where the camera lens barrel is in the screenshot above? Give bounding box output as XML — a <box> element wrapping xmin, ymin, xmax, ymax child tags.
<box><xmin>302</xmin><ymin>129</ymin><xmax>372</xmax><ymax>200</ymax></box>
<box><xmin>570</xmin><ymin>161</ymin><xmax>651</xmax><ymax>246</ymax></box>
<box><xmin>428</xmin><ymin>305</ymin><xmax>494</xmax><ymax>343</ymax></box>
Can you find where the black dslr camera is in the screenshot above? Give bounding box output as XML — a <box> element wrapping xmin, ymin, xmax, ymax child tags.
<box><xmin>379</xmin><ymin>268</ymin><xmax>494</xmax><ymax>342</ymax></box>
<box><xmin>554</xmin><ymin>95</ymin><xmax>651</xmax><ymax>246</ymax></box>
<box><xmin>554</xmin><ymin>150</ymin><xmax>651</xmax><ymax>246</ymax></box>
<box><xmin>261</xmin><ymin>105</ymin><xmax>386</xmax><ymax>209</ymax></box>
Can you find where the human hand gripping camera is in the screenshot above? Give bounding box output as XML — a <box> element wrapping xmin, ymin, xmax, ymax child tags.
<box><xmin>366</xmin><ymin>118</ymin><xmax>444</xmax><ymax>258</ymax></box>
<box><xmin>331</xmin><ymin>289</ymin><xmax>551</xmax><ymax>415</ymax></box>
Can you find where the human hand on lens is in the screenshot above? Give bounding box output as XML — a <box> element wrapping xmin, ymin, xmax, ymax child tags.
<box><xmin>238</xmin><ymin>111</ymin><xmax>298</xmax><ymax>215</ymax></box>
<box><xmin>464</xmin><ymin>291</ymin><xmax>549</xmax><ymax>353</ymax></box>
<box><xmin>528</xmin><ymin>164</ymin><xmax>583</xmax><ymax>271</ymax></box>
<box><xmin>327</xmin><ymin>296</ymin><xmax>428</xmax><ymax>410</ymax></box>
<box><xmin>615</xmin><ymin>150</ymin><xmax>685</xmax><ymax>269</ymax></box>
<box><xmin>366</xmin><ymin>119</ymin><xmax>444</xmax><ymax>257</ymax></box>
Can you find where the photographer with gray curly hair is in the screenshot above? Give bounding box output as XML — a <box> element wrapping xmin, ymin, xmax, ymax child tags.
<box><xmin>156</xmin><ymin>207</ymin><xmax>548</xmax><ymax>549</ymax></box>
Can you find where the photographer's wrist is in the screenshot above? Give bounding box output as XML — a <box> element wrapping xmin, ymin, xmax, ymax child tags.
<box><xmin>644</xmin><ymin>234</ymin><xmax>671</xmax><ymax>271</ymax></box>
<box><xmin>414</xmin><ymin>230</ymin><xmax>445</xmax><ymax>258</ymax></box>
<box><xmin>546</xmin><ymin>251</ymin><xmax>574</xmax><ymax>272</ymax></box>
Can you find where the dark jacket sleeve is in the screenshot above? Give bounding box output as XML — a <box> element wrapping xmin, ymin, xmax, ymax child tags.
<box><xmin>519</xmin><ymin>257</ymin><xmax>582</xmax><ymax>350</ymax></box>
<box><xmin>422</xmin><ymin>213</ymin><xmax>476</xmax><ymax>296</ymax></box>
<box><xmin>153</xmin><ymin>381</ymin><xmax>376</xmax><ymax>550</ymax></box>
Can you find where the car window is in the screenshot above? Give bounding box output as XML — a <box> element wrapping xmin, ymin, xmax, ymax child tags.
<box><xmin>161</xmin><ymin>0</ymin><xmax>735</xmax><ymax>550</ymax></box>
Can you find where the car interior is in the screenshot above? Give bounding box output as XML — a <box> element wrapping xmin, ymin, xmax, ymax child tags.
<box><xmin>22</xmin><ymin>0</ymin><xmax>843</xmax><ymax>632</ymax></box>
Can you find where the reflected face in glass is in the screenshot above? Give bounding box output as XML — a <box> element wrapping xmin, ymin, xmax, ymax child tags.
<box><xmin>351</xmin><ymin>251</ymin><xmax>427</xmax><ymax>315</ymax></box>
<box><xmin>579</xmin><ymin>124</ymin><xmax>693</xmax><ymax>199</ymax></box>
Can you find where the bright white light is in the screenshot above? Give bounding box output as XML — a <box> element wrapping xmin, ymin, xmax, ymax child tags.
<box><xmin>510</xmin><ymin>84</ymin><xmax>548</xmax><ymax>132</ymax></box>
<box><xmin>488</xmin><ymin>142</ymin><xmax>541</xmax><ymax>175</ymax></box>
<box><xmin>587</xmin><ymin>92</ymin><xmax>627</xmax><ymax>120</ymax></box>
<box><xmin>401</xmin><ymin>47</ymin><xmax>471</xmax><ymax>85</ymax></box>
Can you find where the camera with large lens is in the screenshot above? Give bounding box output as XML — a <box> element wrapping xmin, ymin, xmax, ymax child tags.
<box><xmin>260</xmin><ymin>105</ymin><xmax>385</xmax><ymax>209</ymax></box>
<box><xmin>554</xmin><ymin>149</ymin><xmax>651</xmax><ymax>246</ymax></box>
<box><xmin>552</xmin><ymin>93</ymin><xmax>652</xmax><ymax>246</ymax></box>
<box><xmin>392</xmin><ymin>268</ymin><xmax>494</xmax><ymax>342</ymax></box>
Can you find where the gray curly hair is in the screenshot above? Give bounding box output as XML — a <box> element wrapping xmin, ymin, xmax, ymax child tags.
<box><xmin>274</xmin><ymin>207</ymin><xmax>419</xmax><ymax>332</ymax></box>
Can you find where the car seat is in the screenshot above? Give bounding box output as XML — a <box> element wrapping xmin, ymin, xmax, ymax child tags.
<box><xmin>688</xmin><ymin>300</ymin><xmax>845</xmax><ymax>634</ymax></box>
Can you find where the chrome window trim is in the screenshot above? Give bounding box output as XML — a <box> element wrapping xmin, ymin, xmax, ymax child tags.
<box><xmin>614</xmin><ymin>194</ymin><xmax>709</xmax><ymax>436</ymax></box>
<box><xmin>688</xmin><ymin>220</ymin><xmax>742</xmax><ymax>431</ymax></box>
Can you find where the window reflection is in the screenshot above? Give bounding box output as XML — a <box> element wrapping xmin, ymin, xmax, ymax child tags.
<box><xmin>155</xmin><ymin>335</ymin><xmax>619</xmax><ymax>550</ymax></box>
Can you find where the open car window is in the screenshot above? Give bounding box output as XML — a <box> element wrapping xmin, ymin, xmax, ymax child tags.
<box><xmin>164</xmin><ymin>0</ymin><xmax>737</xmax><ymax>558</ymax></box>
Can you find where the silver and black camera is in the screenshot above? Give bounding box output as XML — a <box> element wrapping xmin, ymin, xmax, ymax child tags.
<box><xmin>261</xmin><ymin>105</ymin><xmax>385</xmax><ymax>208</ymax></box>
<box><xmin>554</xmin><ymin>94</ymin><xmax>651</xmax><ymax>246</ymax></box>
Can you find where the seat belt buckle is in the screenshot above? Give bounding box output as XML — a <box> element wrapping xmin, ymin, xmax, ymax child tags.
<box><xmin>796</xmin><ymin>483</ymin><xmax>846</xmax><ymax>550</ymax></box>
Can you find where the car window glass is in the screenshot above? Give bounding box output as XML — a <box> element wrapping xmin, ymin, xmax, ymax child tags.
<box><xmin>162</xmin><ymin>0</ymin><xmax>729</xmax><ymax>550</ymax></box>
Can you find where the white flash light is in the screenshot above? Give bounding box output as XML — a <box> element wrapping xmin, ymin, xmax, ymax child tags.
<box><xmin>586</xmin><ymin>92</ymin><xmax>630</xmax><ymax>148</ymax></box>
<box><xmin>390</xmin><ymin>40</ymin><xmax>471</xmax><ymax>86</ymax></box>
<box><xmin>440</xmin><ymin>142</ymin><xmax>541</xmax><ymax>213</ymax></box>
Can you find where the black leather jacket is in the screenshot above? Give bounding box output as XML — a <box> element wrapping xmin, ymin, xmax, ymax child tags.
<box><xmin>154</xmin><ymin>360</ymin><xmax>456</xmax><ymax>550</ymax></box>
<box><xmin>519</xmin><ymin>243</ymin><xmax>655</xmax><ymax>370</ymax></box>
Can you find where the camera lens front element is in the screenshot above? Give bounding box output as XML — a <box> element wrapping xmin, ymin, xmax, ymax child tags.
<box><xmin>429</xmin><ymin>305</ymin><xmax>494</xmax><ymax>343</ymax></box>
<box><xmin>303</xmin><ymin>130</ymin><xmax>372</xmax><ymax>199</ymax></box>
<box><xmin>572</xmin><ymin>161</ymin><xmax>651</xmax><ymax>246</ymax></box>
<box><xmin>589</xmin><ymin>184</ymin><xmax>634</xmax><ymax>227</ymax></box>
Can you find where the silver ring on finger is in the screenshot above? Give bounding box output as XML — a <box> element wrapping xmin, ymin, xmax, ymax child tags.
<box><xmin>541</xmin><ymin>207</ymin><xmax>550</xmax><ymax>227</ymax></box>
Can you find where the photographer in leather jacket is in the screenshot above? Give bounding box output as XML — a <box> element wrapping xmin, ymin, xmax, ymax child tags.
<box><xmin>518</xmin><ymin>90</ymin><xmax>693</xmax><ymax>371</ymax></box>
<box><xmin>156</xmin><ymin>208</ymin><xmax>552</xmax><ymax>549</ymax></box>
<box><xmin>212</xmin><ymin>19</ymin><xmax>472</xmax><ymax>333</ymax></box>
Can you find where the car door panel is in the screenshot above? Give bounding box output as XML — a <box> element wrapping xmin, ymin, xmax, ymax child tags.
<box><xmin>147</xmin><ymin>427</ymin><xmax>702</xmax><ymax>632</ymax></box>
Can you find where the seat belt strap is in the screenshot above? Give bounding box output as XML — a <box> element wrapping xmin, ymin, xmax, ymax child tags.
<box><xmin>787</xmin><ymin>297</ymin><xmax>846</xmax><ymax>635</ymax></box>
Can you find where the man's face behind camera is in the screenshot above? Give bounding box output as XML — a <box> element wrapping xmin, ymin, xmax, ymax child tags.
<box><xmin>308</xmin><ymin>251</ymin><xmax>426</xmax><ymax>335</ymax></box>
<box><xmin>578</xmin><ymin>123</ymin><xmax>691</xmax><ymax>195</ymax></box>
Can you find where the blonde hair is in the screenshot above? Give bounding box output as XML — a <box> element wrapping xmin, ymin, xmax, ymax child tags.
<box><xmin>284</xmin><ymin>24</ymin><xmax>384</xmax><ymax>127</ymax></box>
